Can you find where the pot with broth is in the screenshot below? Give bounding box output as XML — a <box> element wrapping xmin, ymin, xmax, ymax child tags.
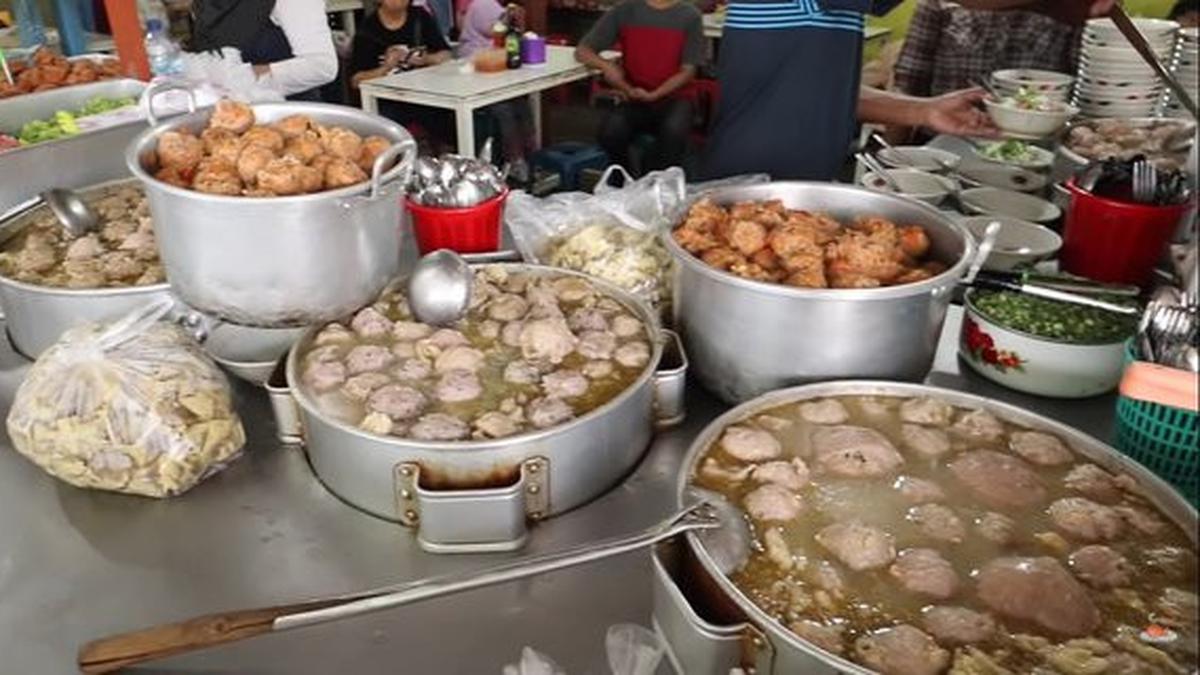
<box><xmin>676</xmin><ymin>383</ymin><xmax>1197</xmax><ymax>675</ymax></box>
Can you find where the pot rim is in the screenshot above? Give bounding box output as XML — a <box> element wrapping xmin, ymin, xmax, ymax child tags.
<box><xmin>663</xmin><ymin>181</ymin><xmax>974</xmax><ymax>301</ymax></box>
<box><xmin>676</xmin><ymin>380</ymin><xmax>1198</xmax><ymax>674</ymax></box>
<box><xmin>964</xmin><ymin>288</ymin><xmax>1134</xmax><ymax>347</ymax></box>
<box><xmin>125</xmin><ymin>101</ymin><xmax>413</xmax><ymax>205</ymax></box>
<box><xmin>285</xmin><ymin>263</ymin><xmax>665</xmax><ymax>453</ymax></box>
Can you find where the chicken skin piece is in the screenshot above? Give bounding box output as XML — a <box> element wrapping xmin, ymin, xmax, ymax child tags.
<box><xmin>156</xmin><ymin>131</ymin><xmax>205</xmax><ymax>171</ymax></box>
<box><xmin>209</xmin><ymin>99</ymin><xmax>256</xmax><ymax>134</ymax></box>
<box><xmin>324</xmin><ymin>157</ymin><xmax>369</xmax><ymax>189</ymax></box>
<box><xmin>321</xmin><ymin>126</ymin><xmax>364</xmax><ymax>160</ymax></box>
<box><xmin>358</xmin><ymin>135</ymin><xmax>393</xmax><ymax>173</ymax></box>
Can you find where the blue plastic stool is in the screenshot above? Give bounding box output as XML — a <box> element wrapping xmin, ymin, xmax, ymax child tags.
<box><xmin>531</xmin><ymin>143</ymin><xmax>608</xmax><ymax>191</ymax></box>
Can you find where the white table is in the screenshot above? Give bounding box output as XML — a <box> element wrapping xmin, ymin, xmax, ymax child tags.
<box><xmin>701</xmin><ymin>12</ymin><xmax>891</xmax><ymax>42</ymax></box>
<box><xmin>359</xmin><ymin>45</ymin><xmax>597</xmax><ymax>157</ymax></box>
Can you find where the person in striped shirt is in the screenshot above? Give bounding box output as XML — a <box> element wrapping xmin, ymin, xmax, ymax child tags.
<box><xmin>702</xmin><ymin>0</ymin><xmax>1116</xmax><ymax>181</ymax></box>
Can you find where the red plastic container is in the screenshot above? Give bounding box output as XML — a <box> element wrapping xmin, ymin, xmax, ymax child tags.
<box><xmin>1060</xmin><ymin>179</ymin><xmax>1193</xmax><ymax>286</ymax></box>
<box><xmin>408</xmin><ymin>189</ymin><xmax>507</xmax><ymax>255</ymax></box>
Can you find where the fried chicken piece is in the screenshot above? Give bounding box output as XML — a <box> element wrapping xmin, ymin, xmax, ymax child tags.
<box><xmin>274</xmin><ymin>114</ymin><xmax>314</xmax><ymax>139</ymax></box>
<box><xmin>769</xmin><ymin>222</ymin><xmax>824</xmax><ymax>260</ymax></box>
<box><xmin>751</xmin><ymin>248</ymin><xmax>780</xmax><ymax>271</ymax></box>
<box><xmin>156</xmin><ymin>130</ymin><xmax>205</xmax><ymax>171</ymax></box>
<box><xmin>241</xmin><ymin>125</ymin><xmax>285</xmax><ymax>154</ymax></box>
<box><xmin>728</xmin><ymin>219</ymin><xmax>768</xmax><ymax>256</ymax></box>
<box><xmin>202</xmin><ymin>128</ymin><xmax>244</xmax><ymax>165</ymax></box>
<box><xmin>730</xmin><ymin>200</ymin><xmax>786</xmax><ymax>228</ymax></box>
<box><xmin>899</xmin><ymin>225</ymin><xmax>931</xmax><ymax>259</ymax></box>
<box><xmin>731</xmin><ymin>259</ymin><xmax>777</xmax><ymax>282</ymax></box>
<box><xmin>825</xmin><ymin>231</ymin><xmax>906</xmax><ymax>287</ymax></box>
<box><xmin>283</xmin><ymin>134</ymin><xmax>324</xmax><ymax>164</ymax></box>
<box><xmin>785</xmin><ymin>210</ymin><xmax>842</xmax><ymax>245</ymax></box>
<box><xmin>673</xmin><ymin>222</ymin><xmax>721</xmax><ymax>254</ymax></box>
<box><xmin>701</xmin><ymin>247</ymin><xmax>745</xmax><ymax>271</ymax></box>
<box><xmin>209</xmin><ymin>99</ymin><xmax>256</xmax><ymax>134</ymax></box>
<box><xmin>324</xmin><ymin>156</ymin><xmax>369</xmax><ymax>189</ymax></box>
<box><xmin>154</xmin><ymin>165</ymin><xmax>192</xmax><ymax>188</ymax></box>
<box><xmin>357</xmin><ymin>135</ymin><xmax>393</xmax><ymax>173</ymax></box>
<box><xmin>782</xmin><ymin>256</ymin><xmax>827</xmax><ymax>288</ymax></box>
<box><xmin>256</xmin><ymin>157</ymin><xmax>307</xmax><ymax>195</ymax></box>
<box><xmin>686</xmin><ymin>198</ymin><xmax>728</xmax><ymax>230</ymax></box>
<box><xmin>894</xmin><ymin>268</ymin><xmax>934</xmax><ymax>284</ymax></box>
<box><xmin>320</xmin><ymin>126</ymin><xmax>364</xmax><ymax>160</ymax></box>
<box><xmin>298</xmin><ymin>164</ymin><xmax>325</xmax><ymax>193</ymax></box>
<box><xmin>192</xmin><ymin>159</ymin><xmax>242</xmax><ymax>195</ymax></box>
<box><xmin>237</xmin><ymin>144</ymin><xmax>277</xmax><ymax>184</ymax></box>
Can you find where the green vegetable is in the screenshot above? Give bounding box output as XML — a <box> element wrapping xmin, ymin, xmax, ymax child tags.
<box><xmin>972</xmin><ymin>290</ymin><xmax>1139</xmax><ymax>344</ymax></box>
<box><xmin>981</xmin><ymin>140</ymin><xmax>1035</xmax><ymax>163</ymax></box>
<box><xmin>14</xmin><ymin>96</ymin><xmax>135</xmax><ymax>146</ymax></box>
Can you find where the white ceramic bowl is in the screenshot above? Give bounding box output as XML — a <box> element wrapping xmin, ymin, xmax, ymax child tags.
<box><xmin>996</xmin><ymin>85</ymin><xmax>1071</xmax><ymax>103</ymax></box>
<box><xmin>875</xmin><ymin>146</ymin><xmax>961</xmax><ymax>172</ymax></box>
<box><xmin>960</xmin><ymin>290</ymin><xmax>1127</xmax><ymax>398</ymax></box>
<box><xmin>205</xmin><ymin>323</ymin><xmax>308</xmax><ymax>385</ymax></box>
<box><xmin>992</xmin><ymin>68</ymin><xmax>1074</xmax><ymax>92</ymax></box>
<box><xmin>985</xmin><ymin>99</ymin><xmax>1077</xmax><ymax>137</ymax></box>
<box><xmin>1085</xmin><ymin>16</ymin><xmax>1179</xmax><ymax>37</ymax></box>
<box><xmin>959</xmin><ymin>187</ymin><xmax>1062</xmax><ymax>223</ymax></box>
<box><xmin>956</xmin><ymin>163</ymin><xmax>1048</xmax><ymax>193</ymax></box>
<box><xmin>960</xmin><ymin>215</ymin><xmax>1062</xmax><ymax>270</ymax></box>
<box><xmin>973</xmin><ymin>142</ymin><xmax>1056</xmax><ymax>169</ymax></box>
<box><xmin>859</xmin><ymin>168</ymin><xmax>957</xmax><ymax>206</ymax></box>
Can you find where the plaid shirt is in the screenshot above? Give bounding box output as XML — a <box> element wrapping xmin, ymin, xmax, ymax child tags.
<box><xmin>894</xmin><ymin>0</ymin><xmax>1081</xmax><ymax>97</ymax></box>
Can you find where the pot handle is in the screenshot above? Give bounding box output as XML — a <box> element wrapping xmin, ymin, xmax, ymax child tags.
<box><xmin>141</xmin><ymin>80</ymin><xmax>198</xmax><ymax>127</ymax></box>
<box><xmin>654</xmin><ymin>329</ymin><xmax>688</xmax><ymax>429</ymax></box>
<box><xmin>370</xmin><ymin>139</ymin><xmax>418</xmax><ymax>199</ymax></box>
<box><xmin>651</xmin><ymin>542</ymin><xmax>775</xmax><ymax>674</ymax></box>
<box><xmin>266</xmin><ymin>354</ymin><xmax>304</xmax><ymax>444</ymax></box>
<box><xmin>394</xmin><ymin>458</ymin><xmax>550</xmax><ymax>554</ymax></box>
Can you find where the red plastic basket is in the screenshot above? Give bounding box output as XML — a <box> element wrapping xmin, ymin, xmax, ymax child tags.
<box><xmin>1060</xmin><ymin>179</ymin><xmax>1192</xmax><ymax>286</ymax></box>
<box><xmin>407</xmin><ymin>189</ymin><xmax>507</xmax><ymax>255</ymax></box>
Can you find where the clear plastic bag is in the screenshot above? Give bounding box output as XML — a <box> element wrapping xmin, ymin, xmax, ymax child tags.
<box><xmin>6</xmin><ymin>300</ymin><xmax>246</xmax><ymax>498</ymax></box>
<box><xmin>501</xmin><ymin>624</ymin><xmax>665</xmax><ymax>675</ymax></box>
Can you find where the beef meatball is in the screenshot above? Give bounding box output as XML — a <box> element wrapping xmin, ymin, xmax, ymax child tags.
<box><xmin>900</xmin><ymin>424</ymin><xmax>952</xmax><ymax>458</ymax></box>
<box><xmin>582</xmin><ymin>360</ymin><xmax>615</xmax><ymax>379</ymax></box>
<box><xmin>434</xmin><ymin>346</ymin><xmax>486</xmax><ymax>373</ymax></box>
<box><xmin>614</xmin><ymin>341</ymin><xmax>651</xmax><ymax>369</ymax></box>
<box><xmin>541</xmin><ymin>369</ymin><xmax>589</xmax><ymax>399</ymax></box>
<box><xmin>345</xmin><ymin>344</ymin><xmax>395</xmax><ymax>375</ymax></box>
<box><xmin>815</xmin><ymin>521</ymin><xmax>895</xmax><ymax>571</ymax></box>
<box><xmin>951</xmin><ymin>408</ymin><xmax>1005</xmax><ymax>441</ymax></box>
<box><xmin>976</xmin><ymin>512</ymin><xmax>1017</xmax><ymax>545</ymax></box>
<box><xmin>567</xmin><ymin>307</ymin><xmax>608</xmax><ymax>332</ymax></box>
<box><xmin>1063</xmin><ymin>463</ymin><xmax>1126</xmax><ymax>504</ymax></box>
<box><xmin>899</xmin><ymin>397</ymin><xmax>954</xmax><ymax>426</ymax></box>
<box><xmin>744</xmin><ymin>483</ymin><xmax>803</xmax><ymax>522</ymax></box>
<box><xmin>342</xmin><ymin>372</ymin><xmax>391</xmax><ymax>401</ymax></box>
<box><xmin>1048</xmin><ymin>497</ymin><xmax>1124</xmax><ymax>542</ymax></box>
<box><xmin>720</xmin><ymin>426</ymin><xmax>782</xmax><ymax>462</ymax></box>
<box><xmin>504</xmin><ymin>360</ymin><xmax>541</xmax><ymax>386</ymax></box>
<box><xmin>948</xmin><ymin>450</ymin><xmax>1046</xmax><ymax>509</ymax></box>
<box><xmin>393</xmin><ymin>358</ymin><xmax>432</xmax><ymax>382</ymax></box>
<box><xmin>894</xmin><ymin>476</ymin><xmax>946</xmax><ymax>504</ymax></box>
<box><xmin>751</xmin><ymin>458</ymin><xmax>810</xmax><ymax>491</ymax></box>
<box><xmin>393</xmin><ymin>320</ymin><xmax>433</xmax><ymax>341</ymax></box>
<box><xmin>975</xmin><ymin>556</ymin><xmax>1100</xmax><ymax>637</ymax></box>
<box><xmin>611</xmin><ymin>314</ymin><xmax>643</xmax><ymax>338</ymax></box>
<box><xmin>1069</xmin><ymin>545</ymin><xmax>1133</xmax><ymax>589</ymax></box>
<box><xmin>854</xmin><ymin>625</ymin><xmax>949</xmax><ymax>675</ymax></box>
<box><xmin>519</xmin><ymin>318</ymin><xmax>577</xmax><ymax>364</ymax></box>
<box><xmin>410</xmin><ymin>413</ymin><xmax>469</xmax><ymax>441</ymax></box>
<box><xmin>576</xmin><ymin>331</ymin><xmax>617</xmax><ymax>360</ymax></box>
<box><xmin>921</xmin><ymin>606</ymin><xmax>997</xmax><ymax>646</ymax></box>
<box><xmin>890</xmin><ymin>548</ymin><xmax>960</xmax><ymax>599</ymax></box>
<box><xmin>351</xmin><ymin>306</ymin><xmax>393</xmax><ymax>338</ymax></box>
<box><xmin>811</xmin><ymin>426</ymin><xmax>905</xmax><ymax>478</ymax></box>
<box><xmin>367</xmin><ymin>384</ymin><xmax>427</xmax><ymax>420</ymax></box>
<box><xmin>1010</xmin><ymin>431</ymin><xmax>1074</xmax><ymax>466</ymax></box>
<box><xmin>209</xmin><ymin>99</ymin><xmax>256</xmax><ymax>134</ymax></box>
<box><xmin>303</xmin><ymin>360</ymin><xmax>346</xmax><ymax>392</ymax></box>
<box><xmin>435</xmin><ymin>370</ymin><xmax>483</xmax><ymax>403</ymax></box>
<box><xmin>527</xmin><ymin>397</ymin><xmax>575</xmax><ymax>429</ymax></box>
<box><xmin>799</xmin><ymin>399</ymin><xmax>849</xmax><ymax>425</ymax></box>
<box><xmin>488</xmin><ymin>294</ymin><xmax>529</xmax><ymax>322</ymax></box>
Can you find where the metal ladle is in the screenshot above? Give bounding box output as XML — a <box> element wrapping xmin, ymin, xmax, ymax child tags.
<box><xmin>76</xmin><ymin>491</ymin><xmax>747</xmax><ymax>674</ymax></box>
<box><xmin>407</xmin><ymin>249</ymin><xmax>473</xmax><ymax>326</ymax></box>
<box><xmin>40</xmin><ymin>188</ymin><xmax>99</xmax><ymax>237</ymax></box>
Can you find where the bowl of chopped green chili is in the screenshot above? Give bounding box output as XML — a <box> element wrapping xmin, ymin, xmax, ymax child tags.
<box><xmin>960</xmin><ymin>288</ymin><xmax>1139</xmax><ymax>398</ymax></box>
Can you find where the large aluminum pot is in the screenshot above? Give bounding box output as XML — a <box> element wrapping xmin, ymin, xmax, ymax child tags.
<box><xmin>276</xmin><ymin>264</ymin><xmax>689</xmax><ymax>554</ymax></box>
<box><xmin>0</xmin><ymin>178</ymin><xmax>171</xmax><ymax>358</ymax></box>
<box><xmin>125</xmin><ymin>83</ymin><xmax>417</xmax><ymax>327</ymax></box>
<box><xmin>665</xmin><ymin>182</ymin><xmax>973</xmax><ymax>403</ymax></box>
<box><xmin>654</xmin><ymin>381</ymin><xmax>1198</xmax><ymax>674</ymax></box>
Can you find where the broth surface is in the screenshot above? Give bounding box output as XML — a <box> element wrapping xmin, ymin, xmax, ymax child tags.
<box><xmin>692</xmin><ymin>395</ymin><xmax>1197</xmax><ymax>675</ymax></box>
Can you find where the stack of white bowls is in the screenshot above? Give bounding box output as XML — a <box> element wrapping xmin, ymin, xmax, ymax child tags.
<box><xmin>1164</xmin><ymin>27</ymin><xmax>1198</xmax><ymax>118</ymax></box>
<box><xmin>1075</xmin><ymin>17</ymin><xmax>1179</xmax><ymax>118</ymax></box>
<box><xmin>991</xmin><ymin>69</ymin><xmax>1074</xmax><ymax>102</ymax></box>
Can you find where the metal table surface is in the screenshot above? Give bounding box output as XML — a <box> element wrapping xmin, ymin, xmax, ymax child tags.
<box><xmin>0</xmin><ymin>307</ymin><xmax>1119</xmax><ymax>675</ymax></box>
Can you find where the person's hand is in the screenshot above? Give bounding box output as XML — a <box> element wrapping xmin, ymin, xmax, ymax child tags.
<box><xmin>602</xmin><ymin>65</ymin><xmax>634</xmax><ymax>97</ymax></box>
<box><xmin>920</xmin><ymin>88</ymin><xmax>1000</xmax><ymax>138</ymax></box>
<box><xmin>406</xmin><ymin>49</ymin><xmax>429</xmax><ymax>68</ymax></box>
<box><xmin>381</xmin><ymin>45</ymin><xmax>408</xmax><ymax>71</ymax></box>
<box><xmin>629</xmin><ymin>87</ymin><xmax>655</xmax><ymax>102</ymax></box>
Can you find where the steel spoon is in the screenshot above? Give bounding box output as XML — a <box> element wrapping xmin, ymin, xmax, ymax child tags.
<box><xmin>856</xmin><ymin>152</ymin><xmax>904</xmax><ymax>194</ymax></box>
<box><xmin>40</xmin><ymin>188</ymin><xmax>99</xmax><ymax>238</ymax></box>
<box><xmin>407</xmin><ymin>249</ymin><xmax>473</xmax><ymax>326</ymax></box>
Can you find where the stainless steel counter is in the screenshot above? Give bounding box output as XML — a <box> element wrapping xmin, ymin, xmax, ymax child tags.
<box><xmin>0</xmin><ymin>306</ymin><xmax>1120</xmax><ymax>674</ymax></box>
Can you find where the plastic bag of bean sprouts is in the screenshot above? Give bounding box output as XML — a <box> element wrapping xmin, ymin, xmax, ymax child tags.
<box><xmin>5</xmin><ymin>299</ymin><xmax>246</xmax><ymax>498</ymax></box>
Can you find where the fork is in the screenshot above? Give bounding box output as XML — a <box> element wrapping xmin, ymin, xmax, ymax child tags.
<box><xmin>1132</xmin><ymin>160</ymin><xmax>1158</xmax><ymax>204</ymax></box>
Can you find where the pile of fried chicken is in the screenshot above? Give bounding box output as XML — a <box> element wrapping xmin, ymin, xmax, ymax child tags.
<box><xmin>152</xmin><ymin>99</ymin><xmax>393</xmax><ymax>197</ymax></box>
<box><xmin>0</xmin><ymin>49</ymin><xmax>121</xmax><ymax>98</ymax></box>
<box><xmin>673</xmin><ymin>199</ymin><xmax>945</xmax><ymax>289</ymax></box>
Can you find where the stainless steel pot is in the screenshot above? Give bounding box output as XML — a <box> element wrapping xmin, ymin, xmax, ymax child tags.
<box><xmin>276</xmin><ymin>265</ymin><xmax>689</xmax><ymax>554</ymax></box>
<box><xmin>125</xmin><ymin>82</ymin><xmax>417</xmax><ymax>328</ymax></box>
<box><xmin>0</xmin><ymin>178</ymin><xmax>172</xmax><ymax>358</ymax></box>
<box><xmin>655</xmin><ymin>381</ymin><xmax>1199</xmax><ymax>674</ymax></box>
<box><xmin>665</xmin><ymin>182</ymin><xmax>973</xmax><ymax>403</ymax></box>
<box><xmin>1052</xmin><ymin>117</ymin><xmax>1196</xmax><ymax>185</ymax></box>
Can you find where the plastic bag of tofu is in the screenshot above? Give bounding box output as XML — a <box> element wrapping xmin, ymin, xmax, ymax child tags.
<box><xmin>6</xmin><ymin>299</ymin><xmax>246</xmax><ymax>498</ymax></box>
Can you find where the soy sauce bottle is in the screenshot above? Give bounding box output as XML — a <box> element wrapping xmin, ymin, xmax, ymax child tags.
<box><xmin>504</xmin><ymin>27</ymin><xmax>521</xmax><ymax>69</ymax></box>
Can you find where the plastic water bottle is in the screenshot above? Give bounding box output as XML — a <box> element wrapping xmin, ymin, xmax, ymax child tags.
<box><xmin>144</xmin><ymin>18</ymin><xmax>184</xmax><ymax>77</ymax></box>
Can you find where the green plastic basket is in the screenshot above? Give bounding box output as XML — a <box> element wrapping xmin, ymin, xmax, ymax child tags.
<box><xmin>1115</xmin><ymin>342</ymin><xmax>1199</xmax><ymax>506</ymax></box>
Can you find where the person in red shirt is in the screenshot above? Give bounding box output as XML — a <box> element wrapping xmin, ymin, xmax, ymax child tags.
<box><xmin>575</xmin><ymin>0</ymin><xmax>705</xmax><ymax>173</ymax></box>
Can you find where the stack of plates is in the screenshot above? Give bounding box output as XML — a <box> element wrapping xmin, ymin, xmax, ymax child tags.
<box><xmin>1164</xmin><ymin>27</ymin><xmax>1198</xmax><ymax>118</ymax></box>
<box><xmin>1074</xmin><ymin>17</ymin><xmax>1179</xmax><ymax>118</ymax></box>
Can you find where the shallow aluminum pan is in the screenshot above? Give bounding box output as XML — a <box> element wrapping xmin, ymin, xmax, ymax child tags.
<box><xmin>0</xmin><ymin>177</ymin><xmax>170</xmax><ymax>358</ymax></box>
<box><xmin>653</xmin><ymin>380</ymin><xmax>1199</xmax><ymax>674</ymax></box>
<box><xmin>0</xmin><ymin>80</ymin><xmax>147</xmax><ymax>217</ymax></box>
<box><xmin>1051</xmin><ymin>116</ymin><xmax>1197</xmax><ymax>185</ymax></box>
<box><xmin>0</xmin><ymin>77</ymin><xmax>145</xmax><ymax>131</ymax></box>
<box><xmin>666</xmin><ymin>182</ymin><xmax>973</xmax><ymax>403</ymax></box>
<box><xmin>276</xmin><ymin>264</ymin><xmax>689</xmax><ymax>554</ymax></box>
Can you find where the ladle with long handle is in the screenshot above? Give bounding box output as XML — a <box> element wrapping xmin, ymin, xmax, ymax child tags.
<box><xmin>40</xmin><ymin>187</ymin><xmax>99</xmax><ymax>237</ymax></box>
<box><xmin>407</xmin><ymin>249</ymin><xmax>473</xmax><ymax>326</ymax></box>
<box><xmin>78</xmin><ymin>497</ymin><xmax>742</xmax><ymax>674</ymax></box>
